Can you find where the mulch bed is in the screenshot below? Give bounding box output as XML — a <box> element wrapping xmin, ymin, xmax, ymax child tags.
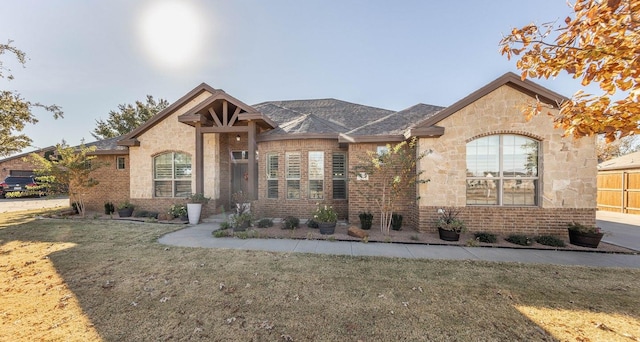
<box><xmin>226</xmin><ymin>221</ymin><xmax>637</xmax><ymax>254</ymax></box>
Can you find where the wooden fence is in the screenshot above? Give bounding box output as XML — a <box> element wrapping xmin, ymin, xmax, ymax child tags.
<box><xmin>597</xmin><ymin>170</ymin><xmax>640</xmax><ymax>214</ymax></box>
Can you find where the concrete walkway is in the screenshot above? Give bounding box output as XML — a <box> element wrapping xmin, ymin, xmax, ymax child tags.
<box><xmin>598</xmin><ymin>211</ymin><xmax>640</xmax><ymax>251</ymax></box>
<box><xmin>159</xmin><ymin>213</ymin><xmax>640</xmax><ymax>269</ymax></box>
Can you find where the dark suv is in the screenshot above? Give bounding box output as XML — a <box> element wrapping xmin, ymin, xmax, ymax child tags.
<box><xmin>0</xmin><ymin>176</ymin><xmax>39</xmax><ymax>198</ymax></box>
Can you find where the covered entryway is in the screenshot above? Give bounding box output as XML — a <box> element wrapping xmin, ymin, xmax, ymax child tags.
<box><xmin>177</xmin><ymin>90</ymin><xmax>275</xmax><ymax>206</ymax></box>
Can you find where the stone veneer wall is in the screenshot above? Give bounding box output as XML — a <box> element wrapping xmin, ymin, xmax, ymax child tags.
<box><xmin>417</xmin><ymin>84</ymin><xmax>597</xmax><ymax>235</ymax></box>
<box><xmin>254</xmin><ymin>139</ymin><xmax>348</xmax><ymax>220</ymax></box>
<box><xmin>347</xmin><ymin>143</ymin><xmax>418</xmax><ymax>230</ymax></box>
<box><xmin>127</xmin><ymin>90</ymin><xmax>220</xmax><ymax>215</ymax></box>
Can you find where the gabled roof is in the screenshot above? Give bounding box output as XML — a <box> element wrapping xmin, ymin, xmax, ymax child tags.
<box><xmin>598</xmin><ymin>151</ymin><xmax>640</xmax><ymax>171</ymax></box>
<box><xmin>414</xmin><ymin>72</ymin><xmax>568</xmax><ymax>129</ymax></box>
<box><xmin>118</xmin><ymin>82</ymin><xmax>219</xmax><ymax>146</ymax></box>
<box><xmin>0</xmin><ymin>146</ymin><xmax>55</xmax><ymax>163</ymax></box>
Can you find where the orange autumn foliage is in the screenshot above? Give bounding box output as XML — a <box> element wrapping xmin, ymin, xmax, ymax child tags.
<box><xmin>500</xmin><ymin>0</ymin><xmax>640</xmax><ymax>142</ymax></box>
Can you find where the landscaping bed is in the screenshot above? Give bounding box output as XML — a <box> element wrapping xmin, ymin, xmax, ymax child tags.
<box><xmin>216</xmin><ymin>220</ymin><xmax>637</xmax><ymax>254</ymax></box>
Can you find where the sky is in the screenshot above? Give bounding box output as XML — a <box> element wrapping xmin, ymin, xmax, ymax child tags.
<box><xmin>1</xmin><ymin>0</ymin><xmax>584</xmax><ymax>155</ymax></box>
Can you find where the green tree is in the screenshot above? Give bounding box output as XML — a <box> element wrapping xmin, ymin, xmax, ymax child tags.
<box><xmin>0</xmin><ymin>40</ymin><xmax>63</xmax><ymax>157</ymax></box>
<box><xmin>351</xmin><ymin>138</ymin><xmax>428</xmax><ymax>235</ymax></box>
<box><xmin>29</xmin><ymin>141</ymin><xmax>105</xmax><ymax>217</ymax></box>
<box><xmin>499</xmin><ymin>0</ymin><xmax>640</xmax><ymax>142</ymax></box>
<box><xmin>92</xmin><ymin>95</ymin><xmax>169</xmax><ymax>139</ymax></box>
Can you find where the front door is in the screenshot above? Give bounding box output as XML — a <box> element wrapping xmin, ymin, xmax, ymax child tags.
<box><xmin>231</xmin><ymin>162</ymin><xmax>248</xmax><ymax>196</ymax></box>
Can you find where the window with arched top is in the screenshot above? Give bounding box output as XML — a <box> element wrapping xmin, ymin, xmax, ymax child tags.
<box><xmin>466</xmin><ymin>134</ymin><xmax>539</xmax><ymax>206</ymax></box>
<box><xmin>153</xmin><ymin>152</ymin><xmax>192</xmax><ymax>197</ymax></box>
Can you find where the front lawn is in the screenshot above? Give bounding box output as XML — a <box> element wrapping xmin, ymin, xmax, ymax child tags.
<box><xmin>1</xmin><ymin>211</ymin><xmax>639</xmax><ymax>341</ymax></box>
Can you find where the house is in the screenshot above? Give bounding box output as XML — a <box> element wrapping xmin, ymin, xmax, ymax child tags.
<box><xmin>597</xmin><ymin>151</ymin><xmax>640</xmax><ymax>214</ymax></box>
<box><xmin>2</xmin><ymin>72</ymin><xmax>597</xmax><ymax>235</ymax></box>
<box><xmin>0</xmin><ymin>146</ymin><xmax>56</xmax><ymax>180</ymax></box>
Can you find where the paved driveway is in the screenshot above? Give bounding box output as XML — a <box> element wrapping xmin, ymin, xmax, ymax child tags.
<box><xmin>0</xmin><ymin>196</ymin><xmax>69</xmax><ymax>213</ymax></box>
<box><xmin>597</xmin><ymin>211</ymin><xmax>640</xmax><ymax>252</ymax></box>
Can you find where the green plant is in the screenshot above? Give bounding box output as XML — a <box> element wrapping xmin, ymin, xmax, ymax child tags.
<box><xmin>410</xmin><ymin>235</ymin><xmax>420</xmax><ymax>241</ymax></box>
<box><xmin>506</xmin><ymin>234</ymin><xmax>532</xmax><ymax>246</ymax></box>
<box><xmin>311</xmin><ymin>203</ymin><xmax>337</xmax><ymax>223</ymax></box>
<box><xmin>219</xmin><ymin>221</ymin><xmax>231</xmax><ymax>230</ymax></box>
<box><xmin>306</xmin><ymin>218</ymin><xmax>319</xmax><ymax>228</ymax></box>
<box><xmin>188</xmin><ymin>193</ymin><xmax>210</xmax><ymax>204</ymax></box>
<box><xmin>117</xmin><ymin>201</ymin><xmax>134</xmax><ymax>210</ymax></box>
<box><xmin>436</xmin><ymin>207</ymin><xmax>466</xmax><ymax>233</ymax></box>
<box><xmin>474</xmin><ymin>232</ymin><xmax>497</xmax><ymax>243</ymax></box>
<box><xmin>213</xmin><ymin>230</ymin><xmax>229</xmax><ymax>238</ymax></box>
<box><xmin>104</xmin><ymin>202</ymin><xmax>115</xmax><ymax>215</ymax></box>
<box><xmin>282</xmin><ymin>216</ymin><xmax>299</xmax><ymax>230</ymax></box>
<box><xmin>391</xmin><ymin>213</ymin><xmax>403</xmax><ymax>231</ymax></box>
<box><xmin>358</xmin><ymin>211</ymin><xmax>373</xmax><ymax>230</ymax></box>
<box><xmin>535</xmin><ymin>235</ymin><xmax>566</xmax><ymax>247</ymax></box>
<box><xmin>235</xmin><ymin>231</ymin><xmax>249</xmax><ymax>239</ymax></box>
<box><xmin>71</xmin><ymin>202</ymin><xmax>80</xmax><ymax>214</ymax></box>
<box><xmin>232</xmin><ymin>191</ymin><xmax>250</xmax><ymax>214</ymax></box>
<box><xmin>168</xmin><ymin>204</ymin><xmax>187</xmax><ymax>218</ymax></box>
<box><xmin>257</xmin><ymin>218</ymin><xmax>273</xmax><ymax>228</ymax></box>
<box><xmin>567</xmin><ymin>222</ymin><xmax>601</xmax><ymax>234</ymax></box>
<box><xmin>231</xmin><ymin>212</ymin><xmax>253</xmax><ymax>230</ymax></box>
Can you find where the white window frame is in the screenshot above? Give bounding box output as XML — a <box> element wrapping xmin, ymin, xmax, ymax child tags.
<box><xmin>116</xmin><ymin>156</ymin><xmax>125</xmax><ymax>170</ymax></box>
<box><xmin>266</xmin><ymin>153</ymin><xmax>278</xmax><ymax>199</ymax></box>
<box><xmin>466</xmin><ymin>134</ymin><xmax>539</xmax><ymax>206</ymax></box>
<box><xmin>153</xmin><ymin>152</ymin><xmax>192</xmax><ymax>198</ymax></box>
<box><xmin>286</xmin><ymin>152</ymin><xmax>301</xmax><ymax>199</ymax></box>
<box><xmin>332</xmin><ymin>152</ymin><xmax>347</xmax><ymax>199</ymax></box>
<box><xmin>308</xmin><ymin>151</ymin><xmax>324</xmax><ymax>199</ymax></box>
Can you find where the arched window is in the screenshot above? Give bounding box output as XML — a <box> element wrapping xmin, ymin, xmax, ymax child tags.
<box><xmin>466</xmin><ymin>135</ymin><xmax>539</xmax><ymax>206</ymax></box>
<box><xmin>154</xmin><ymin>152</ymin><xmax>192</xmax><ymax>197</ymax></box>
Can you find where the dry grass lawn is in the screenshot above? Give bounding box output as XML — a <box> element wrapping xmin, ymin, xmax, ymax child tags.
<box><xmin>1</xmin><ymin>209</ymin><xmax>639</xmax><ymax>341</ymax></box>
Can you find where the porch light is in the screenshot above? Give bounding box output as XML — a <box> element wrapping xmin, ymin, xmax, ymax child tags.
<box><xmin>236</xmin><ymin>134</ymin><xmax>241</xmax><ymax>142</ymax></box>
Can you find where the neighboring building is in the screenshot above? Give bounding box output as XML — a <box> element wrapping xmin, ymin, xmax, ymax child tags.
<box><xmin>597</xmin><ymin>151</ymin><xmax>640</xmax><ymax>214</ymax></box>
<box><xmin>0</xmin><ymin>147</ymin><xmax>55</xmax><ymax>180</ymax></box>
<box><xmin>0</xmin><ymin>72</ymin><xmax>598</xmax><ymax>235</ymax></box>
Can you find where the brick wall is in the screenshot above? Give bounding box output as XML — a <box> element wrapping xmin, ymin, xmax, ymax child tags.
<box><xmin>254</xmin><ymin>139</ymin><xmax>349</xmax><ymax>220</ymax></box>
<box><xmin>73</xmin><ymin>154</ymin><xmax>130</xmax><ymax>212</ymax></box>
<box><xmin>347</xmin><ymin>143</ymin><xmax>418</xmax><ymax>230</ymax></box>
<box><xmin>419</xmin><ymin>206</ymin><xmax>596</xmax><ymax>236</ymax></box>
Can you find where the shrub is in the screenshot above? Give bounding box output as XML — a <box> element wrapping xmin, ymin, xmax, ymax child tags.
<box><xmin>391</xmin><ymin>213</ymin><xmax>403</xmax><ymax>231</ymax></box>
<box><xmin>311</xmin><ymin>204</ymin><xmax>337</xmax><ymax>223</ymax></box>
<box><xmin>134</xmin><ymin>210</ymin><xmax>158</xmax><ymax>219</ymax></box>
<box><xmin>282</xmin><ymin>216</ymin><xmax>299</xmax><ymax>230</ymax></box>
<box><xmin>307</xmin><ymin>218</ymin><xmax>319</xmax><ymax>228</ymax></box>
<box><xmin>474</xmin><ymin>232</ymin><xmax>497</xmax><ymax>243</ymax></box>
<box><xmin>104</xmin><ymin>202</ymin><xmax>115</xmax><ymax>215</ymax></box>
<box><xmin>213</xmin><ymin>230</ymin><xmax>229</xmax><ymax>238</ymax></box>
<box><xmin>219</xmin><ymin>221</ymin><xmax>231</xmax><ymax>230</ymax></box>
<box><xmin>506</xmin><ymin>234</ymin><xmax>532</xmax><ymax>246</ymax></box>
<box><xmin>436</xmin><ymin>207</ymin><xmax>466</xmax><ymax>233</ymax></box>
<box><xmin>535</xmin><ymin>235</ymin><xmax>566</xmax><ymax>247</ymax></box>
<box><xmin>257</xmin><ymin>218</ymin><xmax>274</xmax><ymax>228</ymax></box>
<box><xmin>235</xmin><ymin>231</ymin><xmax>249</xmax><ymax>239</ymax></box>
<box><xmin>168</xmin><ymin>204</ymin><xmax>187</xmax><ymax>218</ymax></box>
<box><xmin>358</xmin><ymin>211</ymin><xmax>373</xmax><ymax>230</ymax></box>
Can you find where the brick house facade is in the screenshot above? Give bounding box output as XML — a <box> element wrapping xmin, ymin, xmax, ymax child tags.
<box><xmin>1</xmin><ymin>72</ymin><xmax>597</xmax><ymax>235</ymax></box>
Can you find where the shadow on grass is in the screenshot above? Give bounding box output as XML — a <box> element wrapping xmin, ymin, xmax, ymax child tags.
<box><xmin>1</xmin><ymin>216</ymin><xmax>639</xmax><ymax>341</ymax></box>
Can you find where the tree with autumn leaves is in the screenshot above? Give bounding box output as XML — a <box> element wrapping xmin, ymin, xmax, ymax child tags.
<box><xmin>500</xmin><ymin>0</ymin><xmax>640</xmax><ymax>142</ymax></box>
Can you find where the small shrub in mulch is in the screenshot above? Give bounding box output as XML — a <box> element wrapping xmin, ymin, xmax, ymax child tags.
<box><xmin>306</xmin><ymin>218</ymin><xmax>319</xmax><ymax>228</ymax></box>
<box><xmin>257</xmin><ymin>218</ymin><xmax>274</xmax><ymax>228</ymax></box>
<box><xmin>506</xmin><ymin>234</ymin><xmax>532</xmax><ymax>246</ymax></box>
<box><xmin>134</xmin><ymin>210</ymin><xmax>158</xmax><ymax>219</ymax></box>
<box><xmin>535</xmin><ymin>235</ymin><xmax>566</xmax><ymax>247</ymax></box>
<box><xmin>282</xmin><ymin>216</ymin><xmax>299</xmax><ymax>230</ymax></box>
<box><xmin>219</xmin><ymin>222</ymin><xmax>231</xmax><ymax>230</ymax></box>
<box><xmin>474</xmin><ymin>232</ymin><xmax>497</xmax><ymax>243</ymax></box>
<box><xmin>213</xmin><ymin>230</ymin><xmax>229</xmax><ymax>238</ymax></box>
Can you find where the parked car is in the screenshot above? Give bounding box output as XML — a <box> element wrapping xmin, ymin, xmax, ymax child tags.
<box><xmin>0</xmin><ymin>176</ymin><xmax>40</xmax><ymax>197</ymax></box>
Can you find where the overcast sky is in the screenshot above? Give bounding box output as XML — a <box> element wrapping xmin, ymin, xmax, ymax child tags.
<box><xmin>2</xmin><ymin>0</ymin><xmax>581</xmax><ymax>155</ymax></box>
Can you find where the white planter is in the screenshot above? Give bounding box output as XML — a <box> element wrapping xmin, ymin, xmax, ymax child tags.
<box><xmin>187</xmin><ymin>203</ymin><xmax>202</xmax><ymax>225</ymax></box>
